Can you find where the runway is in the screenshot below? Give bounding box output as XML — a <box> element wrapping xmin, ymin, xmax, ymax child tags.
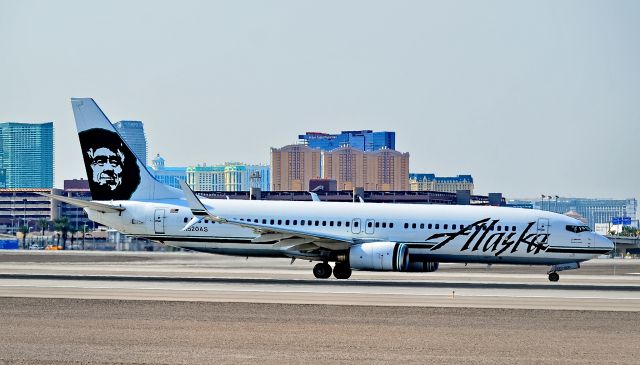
<box><xmin>1</xmin><ymin>251</ymin><xmax>639</xmax><ymax>364</ymax></box>
<box><xmin>0</xmin><ymin>251</ymin><xmax>639</xmax><ymax>311</ymax></box>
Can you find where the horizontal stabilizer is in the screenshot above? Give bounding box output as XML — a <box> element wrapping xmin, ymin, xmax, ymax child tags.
<box><xmin>36</xmin><ymin>192</ymin><xmax>125</xmax><ymax>213</ymax></box>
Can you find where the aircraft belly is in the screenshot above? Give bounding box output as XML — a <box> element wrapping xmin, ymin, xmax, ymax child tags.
<box><xmin>148</xmin><ymin>237</ymin><xmax>289</xmax><ymax>258</ymax></box>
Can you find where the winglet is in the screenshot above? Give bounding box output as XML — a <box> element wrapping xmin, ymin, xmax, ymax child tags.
<box><xmin>179</xmin><ymin>180</ymin><xmax>226</xmax><ymax>228</ymax></box>
<box><xmin>309</xmin><ymin>192</ymin><xmax>321</xmax><ymax>202</ymax></box>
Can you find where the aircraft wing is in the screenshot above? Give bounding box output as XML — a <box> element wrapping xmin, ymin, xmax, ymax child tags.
<box><xmin>179</xmin><ymin>181</ymin><xmax>353</xmax><ymax>249</ymax></box>
<box><xmin>36</xmin><ymin>192</ymin><xmax>125</xmax><ymax>213</ymax></box>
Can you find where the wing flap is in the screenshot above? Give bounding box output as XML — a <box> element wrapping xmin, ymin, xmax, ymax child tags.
<box><xmin>179</xmin><ymin>180</ymin><xmax>354</xmax><ymax>246</ymax></box>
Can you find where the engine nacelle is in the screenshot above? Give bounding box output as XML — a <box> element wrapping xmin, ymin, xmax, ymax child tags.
<box><xmin>406</xmin><ymin>261</ymin><xmax>439</xmax><ymax>272</ymax></box>
<box><xmin>349</xmin><ymin>242</ymin><xmax>409</xmax><ymax>271</ymax></box>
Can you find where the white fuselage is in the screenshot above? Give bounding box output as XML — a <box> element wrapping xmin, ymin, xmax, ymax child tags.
<box><xmin>86</xmin><ymin>198</ymin><xmax>613</xmax><ymax>266</ymax></box>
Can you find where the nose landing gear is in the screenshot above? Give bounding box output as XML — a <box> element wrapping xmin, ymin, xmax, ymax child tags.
<box><xmin>547</xmin><ymin>262</ymin><xmax>580</xmax><ymax>282</ymax></box>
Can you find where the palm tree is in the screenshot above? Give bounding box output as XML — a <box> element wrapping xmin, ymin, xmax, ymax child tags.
<box><xmin>36</xmin><ymin>218</ymin><xmax>49</xmax><ymax>237</ymax></box>
<box><xmin>53</xmin><ymin>217</ymin><xmax>70</xmax><ymax>250</ymax></box>
<box><xmin>68</xmin><ymin>227</ymin><xmax>78</xmax><ymax>249</ymax></box>
<box><xmin>18</xmin><ymin>225</ymin><xmax>29</xmax><ymax>249</ymax></box>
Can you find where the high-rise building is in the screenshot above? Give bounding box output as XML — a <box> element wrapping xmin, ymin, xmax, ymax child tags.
<box><xmin>0</xmin><ymin>122</ymin><xmax>54</xmax><ymax>188</ymax></box>
<box><xmin>409</xmin><ymin>174</ymin><xmax>474</xmax><ymax>194</ymax></box>
<box><xmin>298</xmin><ymin>130</ymin><xmax>395</xmax><ymax>152</ymax></box>
<box><xmin>186</xmin><ymin>162</ymin><xmax>270</xmax><ymax>192</ymax></box>
<box><xmin>114</xmin><ymin>120</ymin><xmax>147</xmax><ymax>165</ymax></box>
<box><xmin>149</xmin><ymin>154</ymin><xmax>187</xmax><ymax>189</ymax></box>
<box><xmin>271</xmin><ymin>145</ymin><xmax>322</xmax><ymax>191</ymax></box>
<box><xmin>322</xmin><ymin>147</ymin><xmax>410</xmax><ymax>191</ymax></box>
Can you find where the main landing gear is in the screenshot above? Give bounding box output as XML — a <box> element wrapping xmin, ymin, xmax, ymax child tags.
<box><xmin>313</xmin><ymin>262</ymin><xmax>352</xmax><ymax>279</ymax></box>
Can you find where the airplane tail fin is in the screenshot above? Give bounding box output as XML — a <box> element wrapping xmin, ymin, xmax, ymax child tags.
<box><xmin>71</xmin><ymin>98</ymin><xmax>182</xmax><ymax>201</ymax></box>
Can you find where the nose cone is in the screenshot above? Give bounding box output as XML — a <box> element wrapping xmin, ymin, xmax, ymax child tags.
<box><xmin>595</xmin><ymin>233</ymin><xmax>615</xmax><ymax>253</ymax></box>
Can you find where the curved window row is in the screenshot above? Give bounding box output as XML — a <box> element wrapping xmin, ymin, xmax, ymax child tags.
<box><xmin>182</xmin><ymin>216</ymin><xmax>518</xmax><ymax>232</ymax></box>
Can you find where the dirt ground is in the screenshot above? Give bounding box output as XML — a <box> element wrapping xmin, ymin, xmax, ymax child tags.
<box><xmin>0</xmin><ymin>297</ymin><xmax>636</xmax><ymax>365</ymax></box>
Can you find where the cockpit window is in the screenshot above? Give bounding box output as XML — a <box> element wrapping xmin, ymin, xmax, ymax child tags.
<box><xmin>566</xmin><ymin>225</ymin><xmax>591</xmax><ymax>233</ymax></box>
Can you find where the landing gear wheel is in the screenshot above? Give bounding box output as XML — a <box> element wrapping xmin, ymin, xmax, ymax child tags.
<box><xmin>548</xmin><ymin>272</ymin><xmax>560</xmax><ymax>282</ymax></box>
<box><xmin>313</xmin><ymin>262</ymin><xmax>332</xmax><ymax>279</ymax></box>
<box><xmin>333</xmin><ymin>263</ymin><xmax>352</xmax><ymax>279</ymax></box>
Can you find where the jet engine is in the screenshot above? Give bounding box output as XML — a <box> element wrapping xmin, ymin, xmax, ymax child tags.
<box><xmin>405</xmin><ymin>261</ymin><xmax>439</xmax><ymax>272</ymax></box>
<box><xmin>349</xmin><ymin>242</ymin><xmax>409</xmax><ymax>271</ymax></box>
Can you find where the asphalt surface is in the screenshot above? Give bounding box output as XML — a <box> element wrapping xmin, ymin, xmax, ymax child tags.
<box><xmin>0</xmin><ymin>297</ymin><xmax>637</xmax><ymax>365</ymax></box>
<box><xmin>0</xmin><ymin>251</ymin><xmax>638</xmax><ymax>364</ymax></box>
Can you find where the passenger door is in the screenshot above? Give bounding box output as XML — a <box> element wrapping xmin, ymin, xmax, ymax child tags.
<box><xmin>351</xmin><ymin>218</ymin><xmax>361</xmax><ymax>234</ymax></box>
<box><xmin>154</xmin><ymin>209</ymin><xmax>165</xmax><ymax>234</ymax></box>
<box><xmin>536</xmin><ymin>218</ymin><xmax>549</xmax><ymax>235</ymax></box>
<box><xmin>365</xmin><ymin>219</ymin><xmax>375</xmax><ymax>234</ymax></box>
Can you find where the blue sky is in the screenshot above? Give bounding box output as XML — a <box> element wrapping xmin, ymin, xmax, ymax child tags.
<box><xmin>1</xmin><ymin>0</ymin><xmax>638</xmax><ymax>199</ymax></box>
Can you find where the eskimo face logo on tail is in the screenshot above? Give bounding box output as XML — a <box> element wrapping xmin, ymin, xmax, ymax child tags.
<box><xmin>79</xmin><ymin>128</ymin><xmax>141</xmax><ymax>200</ymax></box>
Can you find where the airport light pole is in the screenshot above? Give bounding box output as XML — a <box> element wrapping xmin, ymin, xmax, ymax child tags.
<box><xmin>23</xmin><ymin>198</ymin><xmax>27</xmax><ymax>229</ymax></box>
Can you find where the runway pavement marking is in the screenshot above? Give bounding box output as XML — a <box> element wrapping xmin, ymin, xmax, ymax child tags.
<box><xmin>1</xmin><ymin>283</ymin><xmax>639</xmax><ymax>301</ymax></box>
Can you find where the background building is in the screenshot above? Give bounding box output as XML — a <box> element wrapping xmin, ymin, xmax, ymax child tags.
<box><xmin>186</xmin><ymin>162</ymin><xmax>270</xmax><ymax>192</ymax></box>
<box><xmin>114</xmin><ymin>120</ymin><xmax>147</xmax><ymax>165</ymax></box>
<box><xmin>0</xmin><ymin>188</ymin><xmax>60</xmax><ymax>233</ymax></box>
<box><xmin>298</xmin><ymin>130</ymin><xmax>395</xmax><ymax>151</ymax></box>
<box><xmin>322</xmin><ymin>147</ymin><xmax>410</xmax><ymax>191</ymax></box>
<box><xmin>512</xmin><ymin>197</ymin><xmax>638</xmax><ymax>230</ymax></box>
<box><xmin>409</xmin><ymin>174</ymin><xmax>474</xmax><ymax>194</ymax></box>
<box><xmin>149</xmin><ymin>154</ymin><xmax>187</xmax><ymax>189</ymax></box>
<box><xmin>271</xmin><ymin>144</ymin><xmax>322</xmax><ymax>191</ymax></box>
<box><xmin>0</xmin><ymin>122</ymin><xmax>54</xmax><ymax>188</ymax></box>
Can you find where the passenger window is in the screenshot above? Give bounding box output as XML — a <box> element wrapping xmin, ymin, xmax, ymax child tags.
<box><xmin>184</xmin><ymin>217</ymin><xmax>188</xmax><ymax>223</ymax></box>
<box><xmin>375</xmin><ymin>222</ymin><xmax>379</xmax><ymax>228</ymax></box>
<box><xmin>404</xmin><ymin>223</ymin><xmax>409</xmax><ymax>229</ymax></box>
<box><xmin>460</xmin><ymin>224</ymin><xmax>464</xmax><ymax>230</ymax></box>
<box><xmin>428</xmin><ymin>223</ymin><xmax>432</xmax><ymax>229</ymax></box>
<box><xmin>330</xmin><ymin>221</ymin><xmax>334</xmax><ymax>227</ymax></box>
<box><xmin>278</xmin><ymin>220</ymin><xmax>282</xmax><ymax>225</ymax></box>
<box><xmin>444</xmin><ymin>224</ymin><xmax>448</xmax><ymax>229</ymax></box>
<box><xmin>315</xmin><ymin>221</ymin><xmax>319</xmax><ymax>226</ymax></box>
<box><xmin>368</xmin><ymin>221</ymin><xmax>373</xmax><ymax>228</ymax></box>
<box><xmin>337</xmin><ymin>221</ymin><xmax>342</xmax><ymax>227</ymax></box>
<box><xmin>452</xmin><ymin>224</ymin><xmax>457</xmax><ymax>230</ymax></box>
<box><xmin>285</xmin><ymin>220</ymin><xmax>290</xmax><ymax>225</ymax></box>
<box><xmin>293</xmin><ymin>220</ymin><xmax>297</xmax><ymax>225</ymax></box>
<box><xmin>301</xmin><ymin>220</ymin><xmax>305</xmax><ymax>226</ymax></box>
<box><xmin>262</xmin><ymin>219</ymin><xmax>267</xmax><ymax>224</ymax></box>
<box><xmin>204</xmin><ymin>219</ymin><xmax>209</xmax><ymax>223</ymax></box>
<box><xmin>346</xmin><ymin>221</ymin><xmax>350</xmax><ymax>227</ymax></box>
<box><xmin>270</xmin><ymin>219</ymin><xmax>274</xmax><ymax>225</ymax></box>
<box><xmin>254</xmin><ymin>219</ymin><xmax>258</xmax><ymax>223</ymax></box>
<box><xmin>435</xmin><ymin>224</ymin><xmax>439</xmax><ymax>229</ymax></box>
<box><xmin>382</xmin><ymin>222</ymin><xmax>387</xmax><ymax>228</ymax></box>
<box><xmin>412</xmin><ymin>223</ymin><xmax>416</xmax><ymax>229</ymax></box>
<box><xmin>497</xmin><ymin>226</ymin><xmax>501</xmax><ymax>231</ymax></box>
<box><xmin>322</xmin><ymin>221</ymin><xmax>326</xmax><ymax>226</ymax></box>
<box><xmin>389</xmin><ymin>223</ymin><xmax>394</xmax><ymax>228</ymax></box>
<box><xmin>307</xmin><ymin>220</ymin><xmax>312</xmax><ymax>226</ymax></box>
<box><xmin>420</xmin><ymin>223</ymin><xmax>424</xmax><ymax>229</ymax></box>
<box><xmin>354</xmin><ymin>221</ymin><xmax>359</xmax><ymax>227</ymax></box>
<box><xmin>512</xmin><ymin>226</ymin><xmax>516</xmax><ymax>231</ymax></box>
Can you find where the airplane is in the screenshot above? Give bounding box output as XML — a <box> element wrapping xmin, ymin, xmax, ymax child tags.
<box><xmin>45</xmin><ymin>98</ymin><xmax>614</xmax><ymax>282</ymax></box>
